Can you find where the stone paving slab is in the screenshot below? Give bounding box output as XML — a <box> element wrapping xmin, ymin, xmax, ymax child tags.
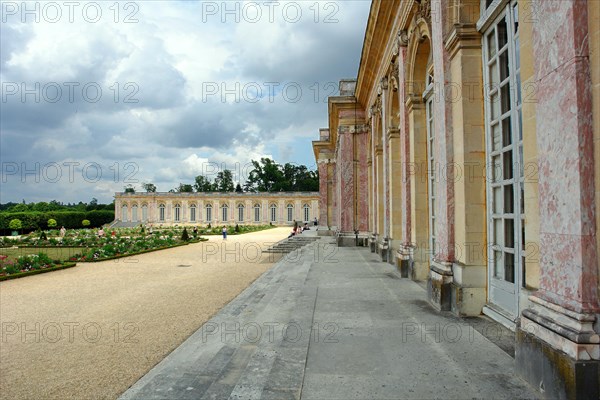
<box><xmin>120</xmin><ymin>240</ymin><xmax>540</xmax><ymax>400</ymax></box>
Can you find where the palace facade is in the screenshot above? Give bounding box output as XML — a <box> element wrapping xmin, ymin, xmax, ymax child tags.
<box><xmin>313</xmin><ymin>0</ymin><xmax>599</xmax><ymax>398</ymax></box>
<box><xmin>114</xmin><ymin>192</ymin><xmax>319</xmax><ymax>226</ymax></box>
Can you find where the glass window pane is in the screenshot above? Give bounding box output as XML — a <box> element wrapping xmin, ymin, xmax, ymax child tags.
<box><xmin>491</xmin><ymin>92</ymin><xmax>500</xmax><ymax>119</ymax></box>
<box><xmin>520</xmin><ymin>181</ymin><xmax>525</xmax><ymax>214</ymax></box>
<box><xmin>504</xmin><ymin>218</ymin><xmax>515</xmax><ymax>248</ymax></box>
<box><xmin>502</xmin><ymin>116</ymin><xmax>512</xmax><ymax>147</ymax></box>
<box><xmin>487</xmin><ymin>31</ymin><xmax>497</xmax><ymax>58</ymax></box>
<box><xmin>492</xmin><ymin>123</ymin><xmax>501</xmax><ymax>151</ymax></box>
<box><xmin>504</xmin><ymin>184</ymin><xmax>514</xmax><ymax>213</ymax></box>
<box><xmin>494</xmin><ymin>219</ymin><xmax>503</xmax><ymax>246</ymax></box>
<box><xmin>501</xmin><ymin>83</ymin><xmax>511</xmax><ymax>115</ymax></box>
<box><xmin>490</xmin><ymin>60</ymin><xmax>499</xmax><ymax>87</ymax></box>
<box><xmin>493</xmin><ymin>187</ymin><xmax>502</xmax><ymax>213</ymax></box>
<box><xmin>518</xmin><ymin>109</ymin><xmax>523</xmax><ymax>141</ymax></box>
<box><xmin>499</xmin><ymin>51</ymin><xmax>509</xmax><ymax>81</ymax></box>
<box><xmin>494</xmin><ymin>250</ymin><xmax>503</xmax><ymax>278</ymax></box>
<box><xmin>505</xmin><ymin>252</ymin><xmax>515</xmax><ymax>283</ymax></box>
<box><xmin>503</xmin><ymin>150</ymin><xmax>513</xmax><ymax>180</ymax></box>
<box><xmin>516</xmin><ymin>71</ymin><xmax>522</xmax><ymax>104</ymax></box>
<box><xmin>493</xmin><ymin>155</ymin><xmax>502</xmax><ymax>182</ymax></box>
<box><xmin>498</xmin><ymin>17</ymin><xmax>508</xmax><ymax>48</ymax></box>
<box><xmin>513</xmin><ymin>4</ymin><xmax>519</xmax><ymax>34</ymax></box>
<box><xmin>519</xmin><ymin>146</ymin><xmax>524</xmax><ymax>177</ymax></box>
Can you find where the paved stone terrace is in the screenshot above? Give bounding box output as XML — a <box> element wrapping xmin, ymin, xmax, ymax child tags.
<box><xmin>120</xmin><ymin>233</ymin><xmax>539</xmax><ymax>400</ymax></box>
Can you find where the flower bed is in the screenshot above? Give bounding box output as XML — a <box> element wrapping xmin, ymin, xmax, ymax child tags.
<box><xmin>0</xmin><ymin>253</ymin><xmax>77</xmax><ymax>281</ymax></box>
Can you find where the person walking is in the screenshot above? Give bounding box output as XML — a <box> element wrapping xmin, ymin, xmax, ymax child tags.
<box><xmin>222</xmin><ymin>226</ymin><xmax>227</xmax><ymax>240</ymax></box>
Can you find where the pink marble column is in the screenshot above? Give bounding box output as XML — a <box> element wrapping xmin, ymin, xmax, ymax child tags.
<box><xmin>532</xmin><ymin>0</ymin><xmax>598</xmax><ymax>313</ymax></box>
<box><xmin>398</xmin><ymin>42</ymin><xmax>412</xmax><ymax>245</ymax></box>
<box><xmin>318</xmin><ymin>161</ymin><xmax>328</xmax><ymax>226</ymax></box>
<box><xmin>337</xmin><ymin>127</ymin><xmax>354</xmax><ymax>232</ymax></box>
<box><xmin>431</xmin><ymin>0</ymin><xmax>455</xmax><ymax>262</ymax></box>
<box><xmin>356</xmin><ymin>128</ymin><xmax>370</xmax><ymax>232</ymax></box>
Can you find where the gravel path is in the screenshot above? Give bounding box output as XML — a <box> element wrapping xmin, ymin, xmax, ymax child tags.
<box><xmin>0</xmin><ymin>228</ymin><xmax>288</xmax><ymax>400</ymax></box>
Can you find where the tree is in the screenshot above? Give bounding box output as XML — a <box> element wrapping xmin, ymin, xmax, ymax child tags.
<box><xmin>124</xmin><ymin>185</ymin><xmax>135</xmax><ymax>193</ymax></box>
<box><xmin>243</xmin><ymin>158</ymin><xmax>284</xmax><ymax>192</ymax></box>
<box><xmin>9</xmin><ymin>219</ymin><xmax>22</xmax><ymax>230</ymax></box>
<box><xmin>194</xmin><ymin>175</ymin><xmax>214</xmax><ymax>192</ymax></box>
<box><xmin>143</xmin><ymin>183</ymin><xmax>157</xmax><ymax>192</ymax></box>
<box><xmin>235</xmin><ymin>183</ymin><xmax>243</xmax><ymax>193</ymax></box>
<box><xmin>177</xmin><ymin>183</ymin><xmax>194</xmax><ymax>193</ymax></box>
<box><xmin>47</xmin><ymin>219</ymin><xmax>57</xmax><ymax>228</ymax></box>
<box><xmin>214</xmin><ymin>169</ymin><xmax>234</xmax><ymax>192</ymax></box>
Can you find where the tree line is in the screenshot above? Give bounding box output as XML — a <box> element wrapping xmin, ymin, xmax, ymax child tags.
<box><xmin>133</xmin><ymin>158</ymin><xmax>319</xmax><ymax>194</ymax></box>
<box><xmin>0</xmin><ymin>198</ymin><xmax>114</xmax><ymax>213</ymax></box>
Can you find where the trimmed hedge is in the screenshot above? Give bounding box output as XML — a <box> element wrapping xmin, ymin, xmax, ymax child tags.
<box><xmin>0</xmin><ymin>262</ymin><xmax>77</xmax><ymax>282</ymax></box>
<box><xmin>0</xmin><ymin>210</ymin><xmax>114</xmax><ymax>231</ymax></box>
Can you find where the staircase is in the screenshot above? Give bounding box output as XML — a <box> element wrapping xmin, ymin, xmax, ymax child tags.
<box><xmin>264</xmin><ymin>235</ymin><xmax>320</xmax><ymax>254</ymax></box>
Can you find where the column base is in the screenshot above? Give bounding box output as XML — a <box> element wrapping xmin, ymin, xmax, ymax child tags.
<box><xmin>395</xmin><ymin>244</ymin><xmax>413</xmax><ymax>278</ymax></box>
<box><xmin>449</xmin><ymin>263</ymin><xmax>487</xmax><ymax>317</ymax></box>
<box><xmin>427</xmin><ymin>260</ymin><xmax>453</xmax><ymax>312</ymax></box>
<box><xmin>369</xmin><ymin>233</ymin><xmax>377</xmax><ymax>253</ymax></box>
<box><xmin>516</xmin><ymin>327</ymin><xmax>599</xmax><ymax>399</ymax></box>
<box><xmin>336</xmin><ymin>232</ymin><xmax>369</xmax><ymax>247</ymax></box>
<box><xmin>377</xmin><ymin>237</ymin><xmax>390</xmax><ymax>262</ymax></box>
<box><xmin>516</xmin><ymin>294</ymin><xmax>600</xmax><ymax>399</ymax></box>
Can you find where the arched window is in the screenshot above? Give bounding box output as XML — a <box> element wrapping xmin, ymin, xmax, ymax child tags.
<box><xmin>159</xmin><ymin>204</ymin><xmax>165</xmax><ymax>222</ymax></box>
<box><xmin>238</xmin><ymin>204</ymin><xmax>245</xmax><ymax>222</ymax></box>
<box><xmin>270</xmin><ymin>204</ymin><xmax>277</xmax><ymax>223</ymax></box>
<box><xmin>121</xmin><ymin>205</ymin><xmax>128</xmax><ymax>222</ymax></box>
<box><xmin>221</xmin><ymin>203</ymin><xmax>229</xmax><ymax>222</ymax></box>
<box><xmin>206</xmin><ymin>204</ymin><xmax>212</xmax><ymax>222</ymax></box>
<box><xmin>131</xmin><ymin>204</ymin><xmax>138</xmax><ymax>222</ymax></box>
<box><xmin>287</xmin><ymin>204</ymin><xmax>294</xmax><ymax>223</ymax></box>
<box><xmin>190</xmin><ymin>204</ymin><xmax>197</xmax><ymax>222</ymax></box>
<box><xmin>253</xmin><ymin>203</ymin><xmax>261</xmax><ymax>222</ymax></box>
<box><xmin>141</xmin><ymin>204</ymin><xmax>148</xmax><ymax>222</ymax></box>
<box><xmin>174</xmin><ymin>204</ymin><xmax>181</xmax><ymax>222</ymax></box>
<box><xmin>303</xmin><ymin>204</ymin><xmax>310</xmax><ymax>222</ymax></box>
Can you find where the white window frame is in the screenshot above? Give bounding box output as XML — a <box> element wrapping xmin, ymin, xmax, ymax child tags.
<box><xmin>206</xmin><ymin>204</ymin><xmax>212</xmax><ymax>222</ymax></box>
<box><xmin>131</xmin><ymin>204</ymin><xmax>138</xmax><ymax>222</ymax></box>
<box><xmin>287</xmin><ymin>204</ymin><xmax>294</xmax><ymax>223</ymax></box>
<box><xmin>141</xmin><ymin>204</ymin><xmax>148</xmax><ymax>222</ymax></box>
<box><xmin>221</xmin><ymin>204</ymin><xmax>228</xmax><ymax>222</ymax></box>
<box><xmin>238</xmin><ymin>204</ymin><xmax>244</xmax><ymax>222</ymax></box>
<box><xmin>121</xmin><ymin>205</ymin><xmax>128</xmax><ymax>222</ymax></box>
<box><xmin>254</xmin><ymin>204</ymin><xmax>261</xmax><ymax>222</ymax></box>
<box><xmin>190</xmin><ymin>204</ymin><xmax>196</xmax><ymax>222</ymax></box>
<box><xmin>482</xmin><ymin>0</ymin><xmax>524</xmax><ymax>318</ymax></box>
<box><xmin>174</xmin><ymin>204</ymin><xmax>181</xmax><ymax>222</ymax></box>
<box><xmin>159</xmin><ymin>204</ymin><xmax>165</xmax><ymax>222</ymax></box>
<box><xmin>303</xmin><ymin>204</ymin><xmax>310</xmax><ymax>223</ymax></box>
<box><xmin>270</xmin><ymin>204</ymin><xmax>277</xmax><ymax>223</ymax></box>
<box><xmin>423</xmin><ymin>72</ymin><xmax>436</xmax><ymax>261</ymax></box>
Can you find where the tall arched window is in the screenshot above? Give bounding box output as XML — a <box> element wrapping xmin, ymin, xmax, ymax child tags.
<box><xmin>287</xmin><ymin>204</ymin><xmax>294</xmax><ymax>223</ymax></box>
<box><xmin>270</xmin><ymin>204</ymin><xmax>277</xmax><ymax>223</ymax></box>
<box><xmin>221</xmin><ymin>203</ymin><xmax>229</xmax><ymax>222</ymax></box>
<box><xmin>303</xmin><ymin>204</ymin><xmax>310</xmax><ymax>222</ymax></box>
<box><xmin>238</xmin><ymin>204</ymin><xmax>245</xmax><ymax>222</ymax></box>
<box><xmin>159</xmin><ymin>204</ymin><xmax>165</xmax><ymax>222</ymax></box>
<box><xmin>254</xmin><ymin>204</ymin><xmax>261</xmax><ymax>222</ymax></box>
<box><xmin>206</xmin><ymin>204</ymin><xmax>212</xmax><ymax>222</ymax></box>
<box><xmin>174</xmin><ymin>204</ymin><xmax>181</xmax><ymax>222</ymax></box>
<box><xmin>190</xmin><ymin>204</ymin><xmax>197</xmax><ymax>222</ymax></box>
<box><xmin>141</xmin><ymin>204</ymin><xmax>148</xmax><ymax>222</ymax></box>
<box><xmin>121</xmin><ymin>205</ymin><xmax>128</xmax><ymax>222</ymax></box>
<box><xmin>131</xmin><ymin>204</ymin><xmax>138</xmax><ymax>222</ymax></box>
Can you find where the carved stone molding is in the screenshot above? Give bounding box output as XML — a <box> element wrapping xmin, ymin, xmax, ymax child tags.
<box><xmin>398</xmin><ymin>29</ymin><xmax>409</xmax><ymax>47</ymax></box>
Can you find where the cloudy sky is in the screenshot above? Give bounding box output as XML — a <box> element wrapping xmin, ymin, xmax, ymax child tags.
<box><xmin>1</xmin><ymin>0</ymin><xmax>370</xmax><ymax>203</ymax></box>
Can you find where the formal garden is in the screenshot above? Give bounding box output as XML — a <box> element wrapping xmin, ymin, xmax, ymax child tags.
<box><xmin>0</xmin><ymin>221</ymin><xmax>275</xmax><ymax>280</ymax></box>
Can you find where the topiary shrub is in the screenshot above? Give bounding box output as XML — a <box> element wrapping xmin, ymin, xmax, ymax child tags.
<box><xmin>181</xmin><ymin>227</ymin><xmax>190</xmax><ymax>241</ymax></box>
<box><xmin>47</xmin><ymin>218</ymin><xmax>57</xmax><ymax>228</ymax></box>
<box><xmin>82</xmin><ymin>219</ymin><xmax>91</xmax><ymax>227</ymax></box>
<box><xmin>9</xmin><ymin>219</ymin><xmax>22</xmax><ymax>230</ymax></box>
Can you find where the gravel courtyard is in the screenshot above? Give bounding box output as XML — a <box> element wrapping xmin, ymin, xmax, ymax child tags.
<box><xmin>0</xmin><ymin>227</ymin><xmax>288</xmax><ymax>400</ymax></box>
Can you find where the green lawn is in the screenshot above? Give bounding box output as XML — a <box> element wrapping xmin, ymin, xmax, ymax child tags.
<box><xmin>0</xmin><ymin>247</ymin><xmax>87</xmax><ymax>262</ymax></box>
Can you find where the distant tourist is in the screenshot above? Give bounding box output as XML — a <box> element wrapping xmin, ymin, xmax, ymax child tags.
<box><xmin>59</xmin><ymin>226</ymin><xmax>66</xmax><ymax>238</ymax></box>
<box><xmin>222</xmin><ymin>226</ymin><xmax>227</xmax><ymax>240</ymax></box>
<box><xmin>193</xmin><ymin>226</ymin><xmax>198</xmax><ymax>237</ymax></box>
<box><xmin>313</xmin><ymin>217</ymin><xmax>318</xmax><ymax>226</ymax></box>
<box><xmin>98</xmin><ymin>228</ymin><xmax>105</xmax><ymax>237</ymax></box>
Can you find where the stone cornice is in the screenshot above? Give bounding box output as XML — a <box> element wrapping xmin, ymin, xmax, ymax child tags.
<box><xmin>387</xmin><ymin>127</ymin><xmax>400</xmax><ymax>140</ymax></box>
<box><xmin>444</xmin><ymin>24</ymin><xmax>481</xmax><ymax>60</ymax></box>
<box><xmin>405</xmin><ymin>94</ymin><xmax>425</xmax><ymax>113</ymax></box>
